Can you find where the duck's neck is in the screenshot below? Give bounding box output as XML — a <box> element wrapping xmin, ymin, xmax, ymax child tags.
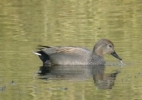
<box><xmin>90</xmin><ymin>53</ymin><xmax>105</xmax><ymax>65</ymax></box>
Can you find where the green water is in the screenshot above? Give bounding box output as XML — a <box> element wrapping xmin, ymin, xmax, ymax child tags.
<box><xmin>0</xmin><ymin>0</ymin><xmax>142</xmax><ymax>100</ymax></box>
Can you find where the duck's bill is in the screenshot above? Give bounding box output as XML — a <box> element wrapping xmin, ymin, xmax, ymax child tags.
<box><xmin>111</xmin><ymin>51</ymin><xmax>122</xmax><ymax>60</ymax></box>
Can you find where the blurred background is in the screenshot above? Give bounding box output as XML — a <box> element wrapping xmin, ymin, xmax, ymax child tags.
<box><xmin>0</xmin><ymin>0</ymin><xmax>142</xmax><ymax>100</ymax></box>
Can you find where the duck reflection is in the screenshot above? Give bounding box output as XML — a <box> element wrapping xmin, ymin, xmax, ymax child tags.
<box><xmin>92</xmin><ymin>66</ymin><xmax>121</xmax><ymax>89</ymax></box>
<box><xmin>38</xmin><ymin>65</ymin><xmax>121</xmax><ymax>90</ymax></box>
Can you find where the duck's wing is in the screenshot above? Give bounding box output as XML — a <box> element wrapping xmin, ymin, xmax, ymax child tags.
<box><xmin>39</xmin><ymin>46</ymin><xmax>91</xmax><ymax>55</ymax></box>
<box><xmin>38</xmin><ymin>46</ymin><xmax>92</xmax><ymax>65</ymax></box>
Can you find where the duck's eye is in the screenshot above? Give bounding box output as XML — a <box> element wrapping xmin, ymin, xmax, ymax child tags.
<box><xmin>108</xmin><ymin>45</ymin><xmax>112</xmax><ymax>47</ymax></box>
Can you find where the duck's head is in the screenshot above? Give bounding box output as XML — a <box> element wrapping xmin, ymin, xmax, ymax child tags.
<box><xmin>93</xmin><ymin>39</ymin><xmax>122</xmax><ymax>60</ymax></box>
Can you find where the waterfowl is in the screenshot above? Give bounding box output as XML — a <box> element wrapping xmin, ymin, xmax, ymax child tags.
<box><xmin>34</xmin><ymin>39</ymin><xmax>122</xmax><ymax>65</ymax></box>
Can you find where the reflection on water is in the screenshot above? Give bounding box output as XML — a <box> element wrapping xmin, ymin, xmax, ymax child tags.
<box><xmin>38</xmin><ymin>65</ymin><xmax>121</xmax><ymax>90</ymax></box>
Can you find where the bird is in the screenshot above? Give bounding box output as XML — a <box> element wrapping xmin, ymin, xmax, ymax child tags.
<box><xmin>34</xmin><ymin>39</ymin><xmax>122</xmax><ymax>66</ymax></box>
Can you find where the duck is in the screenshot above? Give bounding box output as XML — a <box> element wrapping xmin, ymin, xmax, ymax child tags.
<box><xmin>34</xmin><ymin>39</ymin><xmax>122</xmax><ymax>66</ymax></box>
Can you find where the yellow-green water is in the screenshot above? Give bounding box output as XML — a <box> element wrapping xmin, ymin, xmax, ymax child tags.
<box><xmin>0</xmin><ymin>0</ymin><xmax>142</xmax><ymax>100</ymax></box>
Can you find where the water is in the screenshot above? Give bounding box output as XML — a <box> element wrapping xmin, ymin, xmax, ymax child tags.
<box><xmin>0</xmin><ymin>0</ymin><xmax>142</xmax><ymax>100</ymax></box>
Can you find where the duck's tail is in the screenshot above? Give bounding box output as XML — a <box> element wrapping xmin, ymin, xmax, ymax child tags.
<box><xmin>33</xmin><ymin>51</ymin><xmax>41</xmax><ymax>56</ymax></box>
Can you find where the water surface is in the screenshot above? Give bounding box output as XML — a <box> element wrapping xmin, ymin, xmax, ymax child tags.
<box><xmin>0</xmin><ymin>0</ymin><xmax>142</xmax><ymax>100</ymax></box>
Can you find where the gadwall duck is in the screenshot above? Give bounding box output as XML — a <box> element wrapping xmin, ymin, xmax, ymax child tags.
<box><xmin>34</xmin><ymin>39</ymin><xmax>122</xmax><ymax>65</ymax></box>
